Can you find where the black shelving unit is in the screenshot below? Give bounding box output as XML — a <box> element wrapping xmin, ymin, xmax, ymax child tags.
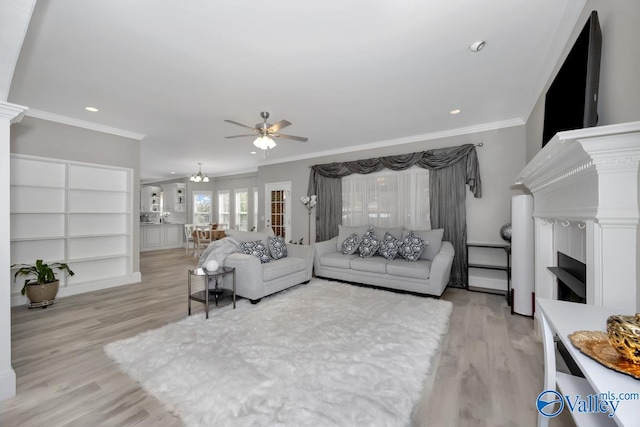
<box><xmin>466</xmin><ymin>242</ymin><xmax>512</xmax><ymax>310</ymax></box>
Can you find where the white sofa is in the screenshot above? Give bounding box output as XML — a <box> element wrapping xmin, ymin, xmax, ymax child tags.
<box><xmin>222</xmin><ymin>229</ymin><xmax>315</xmax><ymax>303</ymax></box>
<box><xmin>313</xmin><ymin>225</ymin><xmax>454</xmax><ymax>297</ymax></box>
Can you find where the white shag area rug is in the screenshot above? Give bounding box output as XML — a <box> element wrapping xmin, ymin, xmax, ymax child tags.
<box><xmin>104</xmin><ymin>279</ymin><xmax>453</xmax><ymax>427</ymax></box>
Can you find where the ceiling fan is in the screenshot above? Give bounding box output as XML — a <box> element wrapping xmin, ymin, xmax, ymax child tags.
<box><xmin>225</xmin><ymin>112</ymin><xmax>308</xmax><ymax>150</ymax></box>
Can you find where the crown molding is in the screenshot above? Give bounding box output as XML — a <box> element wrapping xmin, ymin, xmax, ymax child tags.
<box><xmin>25</xmin><ymin>108</ymin><xmax>146</xmax><ymax>141</ymax></box>
<box><xmin>258</xmin><ymin>118</ymin><xmax>524</xmax><ymax>167</ymax></box>
<box><xmin>0</xmin><ymin>101</ymin><xmax>28</xmax><ymax>124</ymax></box>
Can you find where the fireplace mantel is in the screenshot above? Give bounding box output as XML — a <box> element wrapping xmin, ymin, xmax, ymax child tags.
<box><xmin>516</xmin><ymin>121</ymin><xmax>640</xmax><ymax>313</ymax></box>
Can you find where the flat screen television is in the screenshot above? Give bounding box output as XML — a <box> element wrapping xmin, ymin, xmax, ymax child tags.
<box><xmin>542</xmin><ymin>10</ymin><xmax>602</xmax><ymax>146</ymax></box>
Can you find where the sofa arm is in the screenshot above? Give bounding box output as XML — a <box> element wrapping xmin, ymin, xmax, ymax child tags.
<box><xmin>223</xmin><ymin>253</ymin><xmax>263</xmax><ymax>299</ymax></box>
<box><xmin>312</xmin><ymin>237</ymin><xmax>338</xmax><ymax>272</ymax></box>
<box><xmin>286</xmin><ymin>244</ymin><xmax>315</xmax><ymax>280</ymax></box>
<box><xmin>429</xmin><ymin>241</ymin><xmax>455</xmax><ymax>294</ymax></box>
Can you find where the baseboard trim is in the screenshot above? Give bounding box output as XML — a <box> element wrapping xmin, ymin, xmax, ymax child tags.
<box><xmin>0</xmin><ymin>368</ymin><xmax>16</xmax><ymax>402</ymax></box>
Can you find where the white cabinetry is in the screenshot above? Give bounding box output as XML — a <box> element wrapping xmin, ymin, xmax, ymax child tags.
<box><xmin>161</xmin><ymin>183</ymin><xmax>186</xmax><ymax>224</ymax></box>
<box><xmin>10</xmin><ymin>155</ymin><xmax>138</xmax><ymax>306</ymax></box>
<box><xmin>140</xmin><ymin>224</ymin><xmax>184</xmax><ymax>251</ymax></box>
<box><xmin>140</xmin><ymin>186</ymin><xmax>161</xmax><ymax>212</ymax></box>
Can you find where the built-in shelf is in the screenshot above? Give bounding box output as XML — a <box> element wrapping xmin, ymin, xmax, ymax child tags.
<box><xmin>10</xmin><ymin>154</ymin><xmax>135</xmax><ymax>305</ymax></box>
<box><xmin>547</xmin><ymin>267</ymin><xmax>586</xmax><ymax>299</ymax></box>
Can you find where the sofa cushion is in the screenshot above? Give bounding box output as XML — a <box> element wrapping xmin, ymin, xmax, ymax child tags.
<box><xmin>268</xmin><ymin>236</ymin><xmax>288</xmax><ymax>260</ymax></box>
<box><xmin>398</xmin><ymin>231</ymin><xmax>428</xmax><ymax>261</ymax></box>
<box><xmin>386</xmin><ymin>259</ymin><xmax>432</xmax><ymax>279</ymax></box>
<box><xmin>321</xmin><ymin>252</ymin><xmax>358</xmax><ymax>269</ymax></box>
<box><xmin>403</xmin><ymin>228</ymin><xmax>444</xmax><ymax>261</ymax></box>
<box><xmin>262</xmin><ymin>257</ymin><xmax>307</xmax><ymax>282</ymax></box>
<box><xmin>358</xmin><ymin>228</ymin><xmax>381</xmax><ymax>258</ymax></box>
<box><xmin>341</xmin><ymin>233</ymin><xmax>361</xmax><ymax>255</ymax></box>
<box><xmin>240</xmin><ymin>240</ymin><xmax>272</xmax><ymax>263</ymax></box>
<box><xmin>351</xmin><ymin>257</ymin><xmax>388</xmax><ymax>274</ymax></box>
<box><xmin>337</xmin><ymin>224</ymin><xmax>370</xmax><ymax>252</ymax></box>
<box><xmin>377</xmin><ymin>232</ymin><xmax>401</xmax><ymax>260</ymax></box>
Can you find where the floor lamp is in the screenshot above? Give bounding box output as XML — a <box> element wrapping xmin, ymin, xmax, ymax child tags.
<box><xmin>300</xmin><ymin>195</ymin><xmax>317</xmax><ymax>244</ymax></box>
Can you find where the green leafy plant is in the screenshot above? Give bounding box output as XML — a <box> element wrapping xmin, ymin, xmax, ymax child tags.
<box><xmin>11</xmin><ymin>260</ymin><xmax>75</xmax><ymax>295</ymax></box>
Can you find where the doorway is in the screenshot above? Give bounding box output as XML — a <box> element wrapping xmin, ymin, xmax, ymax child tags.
<box><xmin>264</xmin><ymin>182</ymin><xmax>291</xmax><ymax>241</ymax></box>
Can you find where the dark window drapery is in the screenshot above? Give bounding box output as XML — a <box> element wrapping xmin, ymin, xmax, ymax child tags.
<box><xmin>307</xmin><ymin>144</ymin><xmax>481</xmax><ymax>287</ymax></box>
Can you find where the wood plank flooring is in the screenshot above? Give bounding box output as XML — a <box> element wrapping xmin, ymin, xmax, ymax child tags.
<box><xmin>0</xmin><ymin>249</ymin><xmax>573</xmax><ymax>426</ymax></box>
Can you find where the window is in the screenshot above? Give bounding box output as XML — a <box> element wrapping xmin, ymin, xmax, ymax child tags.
<box><xmin>218</xmin><ymin>190</ymin><xmax>230</xmax><ymax>227</ymax></box>
<box><xmin>192</xmin><ymin>191</ymin><xmax>212</xmax><ymax>226</ymax></box>
<box><xmin>342</xmin><ymin>166</ymin><xmax>430</xmax><ymax>229</ymax></box>
<box><xmin>235</xmin><ymin>189</ymin><xmax>249</xmax><ymax>231</ymax></box>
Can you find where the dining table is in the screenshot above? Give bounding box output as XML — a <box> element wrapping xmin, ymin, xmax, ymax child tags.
<box><xmin>192</xmin><ymin>229</ymin><xmax>226</xmax><ymax>241</ymax></box>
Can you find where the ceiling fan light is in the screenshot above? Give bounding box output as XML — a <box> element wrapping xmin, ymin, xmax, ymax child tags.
<box><xmin>253</xmin><ymin>136</ymin><xmax>276</xmax><ymax>150</ymax></box>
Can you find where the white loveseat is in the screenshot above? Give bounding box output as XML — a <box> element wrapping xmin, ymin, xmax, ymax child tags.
<box><xmin>221</xmin><ymin>229</ymin><xmax>315</xmax><ymax>303</ymax></box>
<box><xmin>313</xmin><ymin>225</ymin><xmax>454</xmax><ymax>297</ymax></box>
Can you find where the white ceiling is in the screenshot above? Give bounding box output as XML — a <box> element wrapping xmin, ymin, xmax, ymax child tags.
<box><xmin>8</xmin><ymin>0</ymin><xmax>585</xmax><ymax>182</ymax></box>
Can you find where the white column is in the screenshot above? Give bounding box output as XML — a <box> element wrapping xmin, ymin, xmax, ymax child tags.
<box><xmin>512</xmin><ymin>195</ymin><xmax>535</xmax><ymax>316</ymax></box>
<box><xmin>0</xmin><ymin>101</ymin><xmax>27</xmax><ymax>401</ymax></box>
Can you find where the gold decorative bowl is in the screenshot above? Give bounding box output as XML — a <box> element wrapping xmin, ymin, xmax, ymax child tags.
<box><xmin>607</xmin><ymin>313</ymin><xmax>640</xmax><ymax>364</ymax></box>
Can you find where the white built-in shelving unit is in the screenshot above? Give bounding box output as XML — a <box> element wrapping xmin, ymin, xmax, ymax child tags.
<box><xmin>10</xmin><ymin>154</ymin><xmax>138</xmax><ymax>305</ymax></box>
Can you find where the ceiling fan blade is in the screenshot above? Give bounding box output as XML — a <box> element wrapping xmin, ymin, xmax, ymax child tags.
<box><xmin>224</xmin><ymin>120</ymin><xmax>256</xmax><ymax>131</ymax></box>
<box><xmin>225</xmin><ymin>134</ymin><xmax>256</xmax><ymax>139</ymax></box>
<box><xmin>267</xmin><ymin>120</ymin><xmax>292</xmax><ymax>133</ymax></box>
<box><xmin>274</xmin><ymin>133</ymin><xmax>308</xmax><ymax>142</ymax></box>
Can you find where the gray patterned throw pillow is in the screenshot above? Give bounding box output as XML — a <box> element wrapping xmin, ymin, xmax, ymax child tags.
<box><xmin>378</xmin><ymin>232</ymin><xmax>401</xmax><ymax>260</ymax></box>
<box><xmin>241</xmin><ymin>240</ymin><xmax>272</xmax><ymax>263</ymax></box>
<box><xmin>342</xmin><ymin>233</ymin><xmax>361</xmax><ymax>255</ymax></box>
<box><xmin>358</xmin><ymin>228</ymin><xmax>381</xmax><ymax>258</ymax></box>
<box><xmin>398</xmin><ymin>231</ymin><xmax>429</xmax><ymax>262</ymax></box>
<box><xmin>268</xmin><ymin>236</ymin><xmax>288</xmax><ymax>260</ymax></box>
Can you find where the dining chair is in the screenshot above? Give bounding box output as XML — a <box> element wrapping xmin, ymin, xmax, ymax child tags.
<box><xmin>184</xmin><ymin>224</ymin><xmax>196</xmax><ymax>255</ymax></box>
<box><xmin>194</xmin><ymin>226</ymin><xmax>212</xmax><ymax>258</ymax></box>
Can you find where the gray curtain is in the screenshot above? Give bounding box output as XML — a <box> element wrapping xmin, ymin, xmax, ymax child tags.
<box><xmin>307</xmin><ymin>143</ymin><xmax>481</xmax><ymax>287</ymax></box>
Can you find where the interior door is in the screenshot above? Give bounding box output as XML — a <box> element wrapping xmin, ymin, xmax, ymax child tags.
<box><xmin>265</xmin><ymin>182</ymin><xmax>291</xmax><ymax>242</ymax></box>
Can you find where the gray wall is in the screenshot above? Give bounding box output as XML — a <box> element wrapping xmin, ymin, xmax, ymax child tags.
<box><xmin>258</xmin><ymin>124</ymin><xmax>526</xmax><ymax>246</ymax></box>
<box><xmin>10</xmin><ymin>116</ymin><xmax>142</xmax><ymax>272</ymax></box>
<box><xmin>526</xmin><ymin>0</ymin><xmax>640</xmax><ymax>162</ymax></box>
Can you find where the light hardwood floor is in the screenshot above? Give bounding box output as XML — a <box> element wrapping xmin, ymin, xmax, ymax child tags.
<box><xmin>1</xmin><ymin>249</ymin><xmax>573</xmax><ymax>426</ymax></box>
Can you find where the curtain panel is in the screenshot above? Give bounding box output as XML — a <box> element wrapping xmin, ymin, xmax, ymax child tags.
<box><xmin>307</xmin><ymin>143</ymin><xmax>481</xmax><ymax>287</ymax></box>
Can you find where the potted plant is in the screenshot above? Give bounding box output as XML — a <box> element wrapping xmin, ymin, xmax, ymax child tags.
<box><xmin>11</xmin><ymin>260</ymin><xmax>74</xmax><ymax>307</ymax></box>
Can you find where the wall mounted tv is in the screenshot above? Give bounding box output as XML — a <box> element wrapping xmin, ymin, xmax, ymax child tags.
<box><xmin>542</xmin><ymin>10</ymin><xmax>602</xmax><ymax>146</ymax></box>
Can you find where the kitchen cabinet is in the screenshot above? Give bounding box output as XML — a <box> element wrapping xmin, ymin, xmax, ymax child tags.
<box><xmin>140</xmin><ymin>224</ymin><xmax>184</xmax><ymax>251</ymax></box>
<box><xmin>161</xmin><ymin>183</ymin><xmax>186</xmax><ymax>223</ymax></box>
<box><xmin>141</xmin><ymin>186</ymin><xmax>161</xmax><ymax>212</ymax></box>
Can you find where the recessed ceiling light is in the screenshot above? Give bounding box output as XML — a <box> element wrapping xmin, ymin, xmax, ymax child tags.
<box><xmin>85</xmin><ymin>106</ymin><xmax>99</xmax><ymax>112</ymax></box>
<box><xmin>170</xmin><ymin>171</ymin><xmax>175</xmax><ymax>174</ymax></box>
<box><xmin>250</xmin><ymin>151</ymin><xmax>257</xmax><ymax>155</ymax></box>
<box><xmin>450</xmin><ymin>109</ymin><xmax>461</xmax><ymax>115</ymax></box>
<box><xmin>469</xmin><ymin>40</ymin><xmax>486</xmax><ymax>52</ymax></box>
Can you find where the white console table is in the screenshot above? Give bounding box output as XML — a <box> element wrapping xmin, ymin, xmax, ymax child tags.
<box><xmin>537</xmin><ymin>299</ymin><xmax>640</xmax><ymax>426</ymax></box>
